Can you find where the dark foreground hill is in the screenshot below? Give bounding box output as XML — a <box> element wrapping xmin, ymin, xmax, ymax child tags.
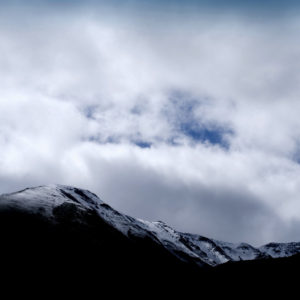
<box><xmin>0</xmin><ymin>185</ymin><xmax>298</xmax><ymax>296</ymax></box>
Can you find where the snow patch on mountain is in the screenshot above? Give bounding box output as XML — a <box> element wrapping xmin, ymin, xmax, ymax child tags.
<box><xmin>259</xmin><ymin>242</ymin><xmax>300</xmax><ymax>258</ymax></box>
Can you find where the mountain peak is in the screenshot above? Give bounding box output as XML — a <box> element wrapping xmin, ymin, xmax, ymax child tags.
<box><xmin>0</xmin><ymin>184</ymin><xmax>104</xmax><ymax>217</ymax></box>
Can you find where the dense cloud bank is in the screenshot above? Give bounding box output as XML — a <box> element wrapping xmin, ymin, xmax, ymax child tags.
<box><xmin>1</xmin><ymin>4</ymin><xmax>300</xmax><ymax>245</ymax></box>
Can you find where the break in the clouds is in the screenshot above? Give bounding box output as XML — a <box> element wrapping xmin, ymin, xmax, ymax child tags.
<box><xmin>1</xmin><ymin>1</ymin><xmax>300</xmax><ymax>245</ymax></box>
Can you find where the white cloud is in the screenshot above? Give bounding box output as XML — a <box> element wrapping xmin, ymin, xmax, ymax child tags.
<box><xmin>1</xmin><ymin>7</ymin><xmax>300</xmax><ymax>245</ymax></box>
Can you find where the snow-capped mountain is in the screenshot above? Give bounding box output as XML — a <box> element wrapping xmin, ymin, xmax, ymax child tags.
<box><xmin>1</xmin><ymin>184</ymin><xmax>299</xmax><ymax>268</ymax></box>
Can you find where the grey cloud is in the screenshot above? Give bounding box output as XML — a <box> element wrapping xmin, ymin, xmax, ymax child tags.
<box><xmin>60</xmin><ymin>148</ymin><xmax>288</xmax><ymax>246</ymax></box>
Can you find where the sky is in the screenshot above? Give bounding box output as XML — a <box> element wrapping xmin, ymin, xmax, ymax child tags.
<box><xmin>1</xmin><ymin>1</ymin><xmax>300</xmax><ymax>245</ymax></box>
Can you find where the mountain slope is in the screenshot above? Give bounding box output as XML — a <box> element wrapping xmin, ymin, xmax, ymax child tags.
<box><xmin>1</xmin><ymin>184</ymin><xmax>299</xmax><ymax>269</ymax></box>
<box><xmin>1</xmin><ymin>184</ymin><xmax>300</xmax><ymax>296</ymax></box>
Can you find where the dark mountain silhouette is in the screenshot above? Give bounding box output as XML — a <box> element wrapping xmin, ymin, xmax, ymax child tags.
<box><xmin>0</xmin><ymin>185</ymin><xmax>298</xmax><ymax>296</ymax></box>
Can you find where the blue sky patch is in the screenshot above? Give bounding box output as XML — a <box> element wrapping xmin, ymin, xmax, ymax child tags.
<box><xmin>164</xmin><ymin>91</ymin><xmax>233</xmax><ymax>148</ymax></box>
<box><xmin>180</xmin><ymin>122</ymin><xmax>232</xmax><ymax>148</ymax></box>
<box><xmin>134</xmin><ymin>141</ymin><xmax>152</xmax><ymax>148</ymax></box>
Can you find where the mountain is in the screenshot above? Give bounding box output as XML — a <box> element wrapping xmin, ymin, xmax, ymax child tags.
<box><xmin>0</xmin><ymin>184</ymin><xmax>299</xmax><ymax>295</ymax></box>
<box><xmin>1</xmin><ymin>184</ymin><xmax>298</xmax><ymax>266</ymax></box>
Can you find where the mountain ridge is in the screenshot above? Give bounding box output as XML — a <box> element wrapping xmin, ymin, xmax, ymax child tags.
<box><xmin>1</xmin><ymin>184</ymin><xmax>299</xmax><ymax>268</ymax></box>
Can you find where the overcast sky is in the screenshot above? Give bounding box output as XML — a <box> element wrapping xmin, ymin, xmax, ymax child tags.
<box><xmin>1</xmin><ymin>1</ymin><xmax>300</xmax><ymax>245</ymax></box>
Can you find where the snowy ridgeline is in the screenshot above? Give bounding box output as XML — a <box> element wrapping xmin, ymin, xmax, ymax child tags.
<box><xmin>1</xmin><ymin>184</ymin><xmax>300</xmax><ymax>267</ymax></box>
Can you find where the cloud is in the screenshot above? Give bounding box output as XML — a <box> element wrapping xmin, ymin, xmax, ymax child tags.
<box><xmin>1</xmin><ymin>4</ymin><xmax>300</xmax><ymax>245</ymax></box>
